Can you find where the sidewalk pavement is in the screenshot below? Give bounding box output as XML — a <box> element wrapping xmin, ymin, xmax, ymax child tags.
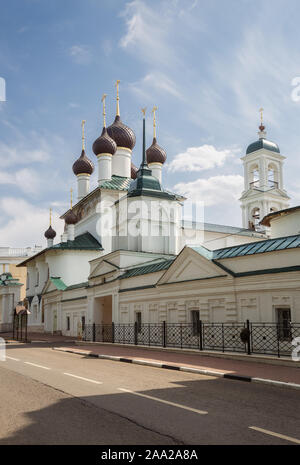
<box><xmin>1</xmin><ymin>332</ymin><xmax>76</xmax><ymax>344</ymax></box>
<box><xmin>53</xmin><ymin>342</ymin><xmax>300</xmax><ymax>390</ymax></box>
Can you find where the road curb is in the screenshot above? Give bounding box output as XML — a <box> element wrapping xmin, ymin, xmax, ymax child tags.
<box><xmin>52</xmin><ymin>347</ymin><xmax>300</xmax><ymax>391</ymax></box>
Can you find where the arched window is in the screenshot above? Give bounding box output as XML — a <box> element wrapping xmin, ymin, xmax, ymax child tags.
<box><xmin>268</xmin><ymin>163</ymin><xmax>279</xmax><ymax>188</ymax></box>
<box><xmin>249</xmin><ymin>164</ymin><xmax>259</xmax><ymax>189</ymax></box>
<box><xmin>250</xmin><ymin>207</ymin><xmax>260</xmax><ymax>229</ymax></box>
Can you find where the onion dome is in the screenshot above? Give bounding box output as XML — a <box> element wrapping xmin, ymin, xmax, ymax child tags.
<box><xmin>246</xmin><ymin>138</ymin><xmax>280</xmax><ymax>154</ymax></box>
<box><xmin>72</xmin><ymin>150</ymin><xmax>94</xmax><ymax>175</ymax></box>
<box><xmin>131</xmin><ymin>162</ymin><xmax>138</xmax><ymax>179</ymax></box>
<box><xmin>44</xmin><ymin>225</ymin><xmax>56</xmax><ymax>239</ymax></box>
<box><xmin>146</xmin><ymin>137</ymin><xmax>167</xmax><ymax>164</ymax></box>
<box><xmin>92</xmin><ymin>127</ymin><xmax>117</xmax><ymax>156</ymax></box>
<box><xmin>107</xmin><ymin>115</ymin><xmax>136</xmax><ymax>150</ymax></box>
<box><xmin>65</xmin><ymin>209</ymin><xmax>78</xmax><ymax>225</ymax></box>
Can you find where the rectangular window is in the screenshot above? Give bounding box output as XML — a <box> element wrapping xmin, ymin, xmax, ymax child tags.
<box><xmin>191</xmin><ymin>310</ymin><xmax>200</xmax><ymax>336</ymax></box>
<box><xmin>276</xmin><ymin>308</ymin><xmax>291</xmax><ymax>340</ymax></box>
<box><xmin>136</xmin><ymin>312</ymin><xmax>142</xmax><ymax>333</ymax></box>
<box><xmin>66</xmin><ymin>316</ymin><xmax>70</xmax><ymax>331</ymax></box>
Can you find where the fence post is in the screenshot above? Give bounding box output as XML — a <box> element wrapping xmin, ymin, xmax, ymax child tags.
<box><xmin>25</xmin><ymin>314</ymin><xmax>28</xmax><ymax>343</ymax></box>
<box><xmin>222</xmin><ymin>323</ymin><xmax>224</xmax><ymax>352</ymax></box>
<box><xmin>246</xmin><ymin>319</ymin><xmax>251</xmax><ymax>355</ymax></box>
<box><xmin>199</xmin><ymin>320</ymin><xmax>203</xmax><ymax>351</ymax></box>
<box><xmin>163</xmin><ymin>321</ymin><xmax>166</xmax><ymax>348</ymax></box>
<box><xmin>92</xmin><ymin>323</ymin><xmax>96</xmax><ymax>342</ymax></box>
<box><xmin>134</xmin><ymin>321</ymin><xmax>138</xmax><ymax>345</ymax></box>
<box><xmin>12</xmin><ymin>312</ymin><xmax>15</xmax><ymax>340</ymax></box>
<box><xmin>112</xmin><ymin>322</ymin><xmax>115</xmax><ymax>343</ymax></box>
<box><xmin>277</xmin><ymin>322</ymin><xmax>280</xmax><ymax>358</ymax></box>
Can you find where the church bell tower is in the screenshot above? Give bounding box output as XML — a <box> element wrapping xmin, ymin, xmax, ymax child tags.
<box><xmin>240</xmin><ymin>109</ymin><xmax>290</xmax><ymax>231</ymax></box>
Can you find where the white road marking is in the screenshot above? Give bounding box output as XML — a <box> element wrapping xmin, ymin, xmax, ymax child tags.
<box><xmin>249</xmin><ymin>426</ymin><xmax>300</xmax><ymax>444</ymax></box>
<box><xmin>63</xmin><ymin>373</ymin><xmax>103</xmax><ymax>384</ymax></box>
<box><xmin>118</xmin><ymin>388</ymin><xmax>208</xmax><ymax>415</ymax></box>
<box><xmin>6</xmin><ymin>356</ymin><xmax>20</xmax><ymax>361</ymax></box>
<box><xmin>24</xmin><ymin>362</ymin><xmax>51</xmax><ymax>370</ymax></box>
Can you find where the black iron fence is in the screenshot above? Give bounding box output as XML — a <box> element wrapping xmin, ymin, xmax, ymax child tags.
<box><xmin>82</xmin><ymin>321</ymin><xmax>300</xmax><ymax>358</ymax></box>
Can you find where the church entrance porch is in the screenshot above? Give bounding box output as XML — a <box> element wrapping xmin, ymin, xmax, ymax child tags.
<box><xmin>87</xmin><ymin>295</ymin><xmax>113</xmax><ymax>342</ymax></box>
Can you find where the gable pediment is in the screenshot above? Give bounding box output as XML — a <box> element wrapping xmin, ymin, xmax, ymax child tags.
<box><xmin>89</xmin><ymin>259</ymin><xmax>118</xmax><ymax>279</ymax></box>
<box><xmin>158</xmin><ymin>247</ymin><xmax>228</xmax><ymax>285</ymax></box>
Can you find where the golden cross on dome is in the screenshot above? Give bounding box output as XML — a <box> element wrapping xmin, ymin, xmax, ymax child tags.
<box><xmin>101</xmin><ymin>93</ymin><xmax>107</xmax><ymax>127</ymax></box>
<box><xmin>49</xmin><ymin>208</ymin><xmax>52</xmax><ymax>226</ymax></box>
<box><xmin>259</xmin><ymin>107</ymin><xmax>264</xmax><ymax>125</ymax></box>
<box><xmin>141</xmin><ymin>107</ymin><xmax>146</xmax><ymax>117</ymax></box>
<box><xmin>81</xmin><ymin>120</ymin><xmax>86</xmax><ymax>151</ymax></box>
<box><xmin>152</xmin><ymin>106</ymin><xmax>158</xmax><ymax>138</ymax></box>
<box><xmin>115</xmin><ymin>80</ymin><xmax>120</xmax><ymax>116</ymax></box>
<box><xmin>70</xmin><ymin>188</ymin><xmax>73</xmax><ymax>209</ymax></box>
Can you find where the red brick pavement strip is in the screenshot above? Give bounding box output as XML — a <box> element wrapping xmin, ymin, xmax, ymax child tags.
<box><xmin>53</xmin><ymin>343</ymin><xmax>300</xmax><ymax>389</ymax></box>
<box><xmin>1</xmin><ymin>332</ymin><xmax>76</xmax><ymax>343</ymax></box>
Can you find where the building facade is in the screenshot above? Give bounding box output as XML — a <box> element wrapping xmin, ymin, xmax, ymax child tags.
<box><xmin>12</xmin><ymin>87</ymin><xmax>299</xmax><ymax>336</ymax></box>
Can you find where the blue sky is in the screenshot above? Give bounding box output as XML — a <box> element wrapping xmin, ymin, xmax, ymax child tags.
<box><xmin>1</xmin><ymin>0</ymin><xmax>300</xmax><ymax>246</ymax></box>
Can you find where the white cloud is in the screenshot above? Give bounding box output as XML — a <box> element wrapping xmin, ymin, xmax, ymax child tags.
<box><xmin>168</xmin><ymin>145</ymin><xmax>237</xmax><ymax>172</ymax></box>
<box><xmin>120</xmin><ymin>1</ymin><xmax>177</xmax><ymax>67</ymax></box>
<box><xmin>129</xmin><ymin>72</ymin><xmax>183</xmax><ymax>102</ymax></box>
<box><xmin>0</xmin><ymin>138</ymin><xmax>50</xmax><ymax>168</ymax></box>
<box><xmin>0</xmin><ymin>197</ymin><xmax>64</xmax><ymax>247</ymax></box>
<box><xmin>69</xmin><ymin>45</ymin><xmax>92</xmax><ymax>65</ymax></box>
<box><xmin>174</xmin><ymin>175</ymin><xmax>244</xmax><ymax>207</ymax></box>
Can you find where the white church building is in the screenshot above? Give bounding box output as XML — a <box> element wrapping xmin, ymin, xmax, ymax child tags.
<box><xmin>9</xmin><ymin>86</ymin><xmax>300</xmax><ymax>337</ymax></box>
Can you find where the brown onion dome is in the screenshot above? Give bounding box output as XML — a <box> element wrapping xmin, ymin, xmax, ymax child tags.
<box><xmin>65</xmin><ymin>209</ymin><xmax>78</xmax><ymax>225</ymax></box>
<box><xmin>131</xmin><ymin>162</ymin><xmax>138</xmax><ymax>179</ymax></box>
<box><xmin>107</xmin><ymin>115</ymin><xmax>136</xmax><ymax>150</ymax></box>
<box><xmin>146</xmin><ymin>137</ymin><xmax>167</xmax><ymax>164</ymax></box>
<box><xmin>44</xmin><ymin>225</ymin><xmax>56</xmax><ymax>239</ymax></box>
<box><xmin>92</xmin><ymin>127</ymin><xmax>117</xmax><ymax>156</ymax></box>
<box><xmin>72</xmin><ymin>149</ymin><xmax>94</xmax><ymax>176</ymax></box>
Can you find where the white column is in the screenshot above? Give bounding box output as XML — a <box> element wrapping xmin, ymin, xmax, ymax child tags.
<box><xmin>112</xmin><ymin>148</ymin><xmax>131</xmax><ymax>178</ymax></box>
<box><xmin>61</xmin><ymin>232</ymin><xmax>68</xmax><ymax>243</ymax></box>
<box><xmin>97</xmin><ymin>154</ymin><xmax>112</xmax><ymax>183</ymax></box>
<box><xmin>47</xmin><ymin>239</ymin><xmax>54</xmax><ymax>247</ymax></box>
<box><xmin>77</xmin><ymin>174</ymin><xmax>90</xmax><ymax>200</ymax></box>
<box><xmin>68</xmin><ymin>224</ymin><xmax>75</xmax><ymax>241</ymax></box>
<box><xmin>148</xmin><ymin>163</ymin><xmax>162</xmax><ymax>183</ymax></box>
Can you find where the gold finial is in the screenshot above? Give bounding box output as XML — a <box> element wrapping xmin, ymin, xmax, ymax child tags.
<box><xmin>49</xmin><ymin>208</ymin><xmax>52</xmax><ymax>226</ymax></box>
<box><xmin>70</xmin><ymin>188</ymin><xmax>73</xmax><ymax>209</ymax></box>
<box><xmin>152</xmin><ymin>106</ymin><xmax>158</xmax><ymax>138</ymax></box>
<box><xmin>141</xmin><ymin>107</ymin><xmax>146</xmax><ymax>118</ymax></box>
<box><xmin>259</xmin><ymin>107</ymin><xmax>264</xmax><ymax>125</ymax></box>
<box><xmin>115</xmin><ymin>80</ymin><xmax>120</xmax><ymax>116</ymax></box>
<box><xmin>101</xmin><ymin>93</ymin><xmax>107</xmax><ymax>127</ymax></box>
<box><xmin>81</xmin><ymin>120</ymin><xmax>86</xmax><ymax>151</ymax></box>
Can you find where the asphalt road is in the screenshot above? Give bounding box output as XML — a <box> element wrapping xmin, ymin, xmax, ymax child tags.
<box><xmin>0</xmin><ymin>342</ymin><xmax>299</xmax><ymax>445</ymax></box>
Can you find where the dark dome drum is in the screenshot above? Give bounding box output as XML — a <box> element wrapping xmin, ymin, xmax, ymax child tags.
<box><xmin>146</xmin><ymin>137</ymin><xmax>167</xmax><ymax>164</ymax></box>
<box><xmin>107</xmin><ymin>115</ymin><xmax>136</xmax><ymax>150</ymax></box>
<box><xmin>92</xmin><ymin>127</ymin><xmax>117</xmax><ymax>156</ymax></box>
<box><xmin>72</xmin><ymin>150</ymin><xmax>94</xmax><ymax>175</ymax></box>
<box><xmin>44</xmin><ymin>225</ymin><xmax>56</xmax><ymax>239</ymax></box>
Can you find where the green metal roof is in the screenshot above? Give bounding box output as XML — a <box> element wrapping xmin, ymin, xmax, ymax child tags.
<box><xmin>246</xmin><ymin>138</ymin><xmax>280</xmax><ymax>154</ymax></box>
<box><xmin>65</xmin><ymin>281</ymin><xmax>88</xmax><ymax>290</ymax></box>
<box><xmin>120</xmin><ymin>258</ymin><xmax>175</xmax><ymax>279</ymax></box>
<box><xmin>98</xmin><ymin>175</ymin><xmax>132</xmax><ymax>191</ymax></box>
<box><xmin>50</xmin><ymin>277</ymin><xmax>67</xmax><ymax>291</ymax></box>
<box><xmin>182</xmin><ymin>221</ymin><xmax>265</xmax><ymax>237</ymax></box>
<box><xmin>50</xmin><ymin>232</ymin><xmax>102</xmax><ymax>251</ymax></box>
<box><xmin>212</xmin><ymin>234</ymin><xmax>300</xmax><ymax>259</ymax></box>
